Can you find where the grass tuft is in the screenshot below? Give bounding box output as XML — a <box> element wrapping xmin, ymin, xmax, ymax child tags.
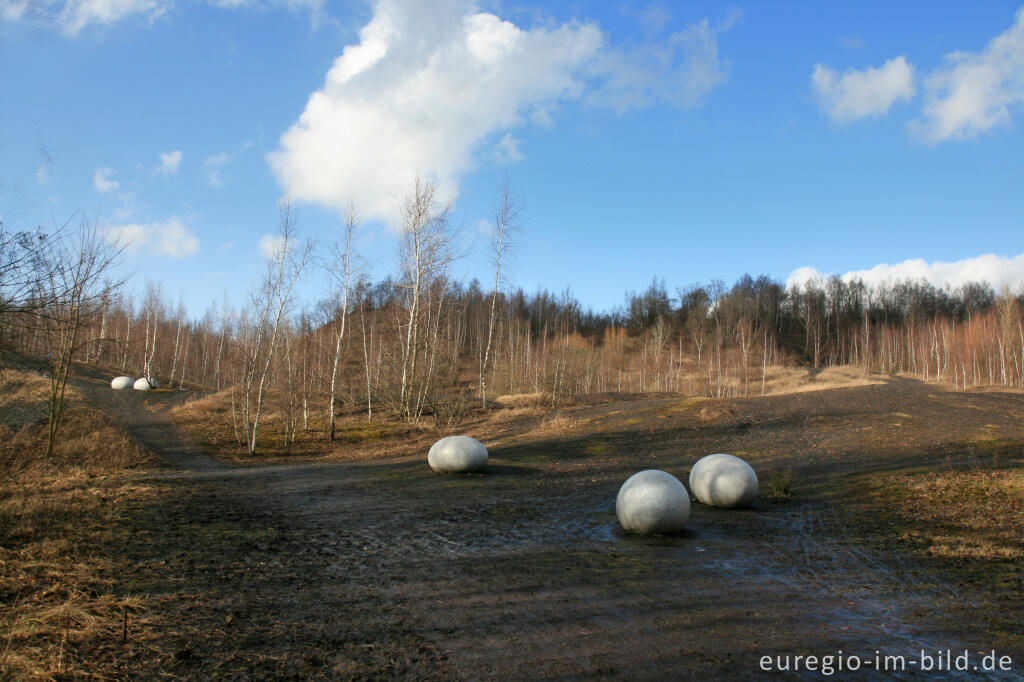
<box><xmin>767</xmin><ymin>468</ymin><xmax>795</xmax><ymax>499</ymax></box>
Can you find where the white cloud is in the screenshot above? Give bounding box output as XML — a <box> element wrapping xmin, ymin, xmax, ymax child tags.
<box><xmin>637</xmin><ymin>5</ymin><xmax>672</xmax><ymax>35</ymax></box>
<box><xmin>257</xmin><ymin>233</ymin><xmax>286</xmax><ymax>259</ymax></box>
<box><xmin>589</xmin><ymin>9</ymin><xmax>740</xmax><ymax>113</ymax></box>
<box><xmin>269</xmin><ymin>0</ymin><xmax>734</xmax><ymax>227</ymax></box>
<box><xmin>2</xmin><ymin>0</ymin><xmax>322</xmax><ymax>34</ymax></box>
<box><xmin>912</xmin><ymin>7</ymin><xmax>1024</xmax><ymax>143</ymax></box>
<box><xmin>493</xmin><ymin>133</ymin><xmax>524</xmax><ymax>163</ymax></box>
<box><xmin>787</xmin><ymin>253</ymin><xmax>1024</xmax><ymax>293</ymax></box>
<box><xmin>58</xmin><ymin>0</ymin><xmax>170</xmax><ymax>35</ymax></box>
<box><xmin>812</xmin><ymin>56</ymin><xmax>916</xmax><ymax>123</ymax></box>
<box><xmin>1</xmin><ymin>0</ymin><xmax>29</xmax><ymax>21</ymax></box>
<box><xmin>93</xmin><ymin>166</ymin><xmax>119</xmax><ymax>192</ymax></box>
<box><xmin>103</xmin><ymin>217</ymin><xmax>199</xmax><ymax>258</ymax></box>
<box><xmin>158</xmin><ymin>149</ymin><xmax>182</xmax><ymax>175</ymax></box>
<box><xmin>203</xmin><ymin>153</ymin><xmax>231</xmax><ymax>187</ymax></box>
<box><xmin>269</xmin><ymin>0</ymin><xmax>603</xmax><ymax>227</ymax></box>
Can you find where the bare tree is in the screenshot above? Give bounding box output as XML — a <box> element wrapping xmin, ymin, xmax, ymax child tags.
<box><xmin>327</xmin><ymin>205</ymin><xmax>358</xmax><ymax>439</ymax></box>
<box><xmin>396</xmin><ymin>175</ymin><xmax>459</xmax><ymax>421</ymax></box>
<box><xmin>37</xmin><ymin>218</ymin><xmax>123</xmax><ymax>456</ymax></box>
<box><xmin>140</xmin><ymin>281</ymin><xmax>164</xmax><ymax>382</ymax></box>
<box><xmin>242</xmin><ymin>202</ymin><xmax>312</xmax><ymax>455</ymax></box>
<box><xmin>358</xmin><ymin>294</ymin><xmax>375</xmax><ymax>421</ymax></box>
<box><xmin>0</xmin><ymin>222</ymin><xmax>57</xmax><ymax>363</ymax></box>
<box><xmin>479</xmin><ymin>183</ymin><xmax>521</xmax><ymax>408</ymax></box>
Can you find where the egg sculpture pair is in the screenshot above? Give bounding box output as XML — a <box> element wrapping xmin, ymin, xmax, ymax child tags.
<box><xmin>615</xmin><ymin>454</ymin><xmax>758</xmax><ymax>535</ymax></box>
<box><xmin>110</xmin><ymin>376</ymin><xmax>160</xmax><ymax>391</ymax></box>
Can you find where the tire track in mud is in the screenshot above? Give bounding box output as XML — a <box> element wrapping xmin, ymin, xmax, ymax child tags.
<box><xmin>259</xmin><ymin>466</ymin><xmax>991</xmax><ymax>679</ymax></box>
<box><xmin>71</xmin><ymin>369</ymin><xmax>1023</xmax><ymax>679</ymax></box>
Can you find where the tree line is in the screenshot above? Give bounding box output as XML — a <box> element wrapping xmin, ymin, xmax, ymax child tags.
<box><xmin>3</xmin><ymin>179</ymin><xmax>1022</xmax><ymax>455</ymax></box>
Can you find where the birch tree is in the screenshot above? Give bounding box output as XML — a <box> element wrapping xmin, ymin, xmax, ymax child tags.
<box><xmin>480</xmin><ymin>183</ymin><xmax>521</xmax><ymax>407</ymax></box>
<box><xmin>243</xmin><ymin>202</ymin><xmax>312</xmax><ymax>455</ymax></box>
<box><xmin>327</xmin><ymin>205</ymin><xmax>358</xmax><ymax>439</ymax></box>
<box><xmin>396</xmin><ymin>176</ymin><xmax>458</xmax><ymax>421</ymax></box>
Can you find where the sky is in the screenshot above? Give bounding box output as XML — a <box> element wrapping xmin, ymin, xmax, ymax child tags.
<box><xmin>2</xmin><ymin>0</ymin><xmax>1024</xmax><ymax>317</ymax></box>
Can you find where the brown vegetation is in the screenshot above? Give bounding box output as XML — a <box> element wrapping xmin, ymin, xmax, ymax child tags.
<box><xmin>0</xmin><ymin>369</ymin><xmax>164</xmax><ymax>679</ymax></box>
<box><xmin>878</xmin><ymin>468</ymin><xmax>1024</xmax><ymax>561</ymax></box>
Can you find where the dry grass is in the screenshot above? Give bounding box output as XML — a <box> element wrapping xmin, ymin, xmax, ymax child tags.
<box><xmin>493</xmin><ymin>392</ymin><xmax>550</xmax><ymax>409</ymax></box>
<box><xmin>874</xmin><ymin>469</ymin><xmax>1024</xmax><ymax>561</ymax></box>
<box><xmin>531</xmin><ymin>412</ymin><xmax>587</xmax><ymax>435</ymax></box>
<box><xmin>0</xmin><ymin>369</ymin><xmax>82</xmax><ymax>429</ymax></box>
<box><xmin>757</xmin><ymin>365</ymin><xmax>886</xmax><ymax>396</ymax></box>
<box><xmin>491</xmin><ymin>406</ymin><xmax>546</xmax><ymax>421</ymax></box>
<box><xmin>169</xmin><ymin>387</ymin><xmax>441</xmax><ymax>463</ymax></box>
<box><xmin>0</xmin><ymin>406</ymin><xmax>156</xmax><ymax>479</ymax></box>
<box><xmin>0</xmin><ymin>369</ymin><xmax>165</xmax><ymax>679</ymax></box>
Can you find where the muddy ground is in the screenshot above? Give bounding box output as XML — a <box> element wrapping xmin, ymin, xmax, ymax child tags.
<box><xmin>70</xmin><ymin>373</ymin><xmax>1023</xmax><ymax>679</ymax></box>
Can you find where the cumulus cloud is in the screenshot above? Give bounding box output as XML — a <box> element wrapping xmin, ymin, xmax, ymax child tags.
<box><xmin>787</xmin><ymin>253</ymin><xmax>1024</xmax><ymax>293</ymax></box>
<box><xmin>269</xmin><ymin>0</ymin><xmax>735</xmax><ymax>227</ymax></box>
<box><xmin>103</xmin><ymin>217</ymin><xmax>199</xmax><ymax>258</ymax></box>
<box><xmin>912</xmin><ymin>7</ymin><xmax>1024</xmax><ymax>143</ymax></box>
<box><xmin>812</xmin><ymin>56</ymin><xmax>916</xmax><ymax>123</ymax></box>
<box><xmin>93</xmin><ymin>167</ymin><xmax>119</xmax><ymax>192</ymax></box>
<box><xmin>269</xmin><ymin>0</ymin><xmax>602</xmax><ymax>226</ymax></box>
<box><xmin>158</xmin><ymin>149</ymin><xmax>182</xmax><ymax>175</ymax></box>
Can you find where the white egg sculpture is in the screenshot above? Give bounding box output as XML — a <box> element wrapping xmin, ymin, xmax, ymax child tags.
<box><xmin>133</xmin><ymin>377</ymin><xmax>153</xmax><ymax>391</ymax></box>
<box><xmin>616</xmin><ymin>469</ymin><xmax>690</xmax><ymax>534</ymax></box>
<box><xmin>427</xmin><ymin>435</ymin><xmax>488</xmax><ymax>473</ymax></box>
<box><xmin>689</xmin><ymin>453</ymin><xmax>758</xmax><ymax>509</ymax></box>
<box><xmin>111</xmin><ymin>376</ymin><xmax>134</xmax><ymax>390</ymax></box>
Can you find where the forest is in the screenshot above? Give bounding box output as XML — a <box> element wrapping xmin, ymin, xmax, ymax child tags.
<box><xmin>3</xmin><ymin>179</ymin><xmax>1023</xmax><ymax>455</ymax></box>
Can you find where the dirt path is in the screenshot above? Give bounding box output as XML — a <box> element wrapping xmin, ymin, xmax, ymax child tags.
<box><xmin>74</xmin><ymin>372</ymin><xmax>225</xmax><ymax>472</ymax></box>
<box><xmin>77</xmin><ymin>371</ymin><xmax>1024</xmax><ymax>679</ymax></box>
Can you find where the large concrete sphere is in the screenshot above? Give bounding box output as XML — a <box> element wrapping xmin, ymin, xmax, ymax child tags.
<box><xmin>133</xmin><ymin>377</ymin><xmax>153</xmax><ymax>391</ymax></box>
<box><xmin>689</xmin><ymin>453</ymin><xmax>758</xmax><ymax>509</ymax></box>
<box><xmin>111</xmin><ymin>376</ymin><xmax>134</xmax><ymax>390</ymax></box>
<box><xmin>616</xmin><ymin>469</ymin><xmax>690</xmax><ymax>534</ymax></box>
<box><xmin>428</xmin><ymin>436</ymin><xmax>488</xmax><ymax>473</ymax></box>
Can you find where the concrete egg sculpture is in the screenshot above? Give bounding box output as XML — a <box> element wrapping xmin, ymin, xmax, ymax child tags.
<box><xmin>428</xmin><ymin>435</ymin><xmax>488</xmax><ymax>473</ymax></box>
<box><xmin>133</xmin><ymin>377</ymin><xmax>153</xmax><ymax>391</ymax></box>
<box><xmin>616</xmin><ymin>469</ymin><xmax>690</xmax><ymax>534</ymax></box>
<box><xmin>110</xmin><ymin>376</ymin><xmax>134</xmax><ymax>390</ymax></box>
<box><xmin>689</xmin><ymin>453</ymin><xmax>758</xmax><ymax>509</ymax></box>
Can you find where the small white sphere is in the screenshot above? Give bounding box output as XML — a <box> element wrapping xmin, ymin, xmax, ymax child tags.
<box><xmin>111</xmin><ymin>376</ymin><xmax>134</xmax><ymax>390</ymax></box>
<box><xmin>428</xmin><ymin>435</ymin><xmax>488</xmax><ymax>473</ymax></box>
<box><xmin>133</xmin><ymin>377</ymin><xmax>152</xmax><ymax>391</ymax></box>
<box><xmin>689</xmin><ymin>453</ymin><xmax>758</xmax><ymax>509</ymax></box>
<box><xmin>616</xmin><ymin>469</ymin><xmax>690</xmax><ymax>534</ymax></box>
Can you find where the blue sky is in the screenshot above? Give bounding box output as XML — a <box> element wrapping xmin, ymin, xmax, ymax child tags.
<box><xmin>2</xmin><ymin>0</ymin><xmax>1023</xmax><ymax>316</ymax></box>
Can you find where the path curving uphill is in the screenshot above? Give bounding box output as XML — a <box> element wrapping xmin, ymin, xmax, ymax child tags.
<box><xmin>73</xmin><ymin>370</ymin><xmax>226</xmax><ymax>472</ymax></box>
